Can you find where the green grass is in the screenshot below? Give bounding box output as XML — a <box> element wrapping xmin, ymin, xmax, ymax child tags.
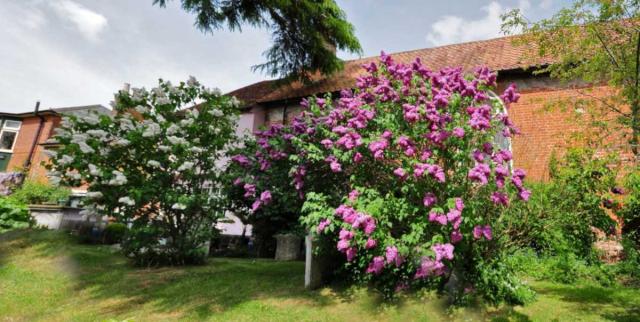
<box><xmin>1</xmin><ymin>230</ymin><xmax>639</xmax><ymax>322</ymax></box>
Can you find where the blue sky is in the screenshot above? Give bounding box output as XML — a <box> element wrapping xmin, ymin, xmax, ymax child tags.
<box><xmin>0</xmin><ymin>0</ymin><xmax>572</xmax><ymax>112</ymax></box>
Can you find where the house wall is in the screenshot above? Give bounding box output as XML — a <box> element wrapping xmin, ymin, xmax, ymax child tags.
<box><xmin>6</xmin><ymin>114</ymin><xmax>60</xmax><ymax>180</ymax></box>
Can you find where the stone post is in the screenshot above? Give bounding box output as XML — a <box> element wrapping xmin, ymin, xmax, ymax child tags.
<box><xmin>304</xmin><ymin>233</ymin><xmax>323</xmax><ymax>289</ymax></box>
<box><xmin>274</xmin><ymin>233</ymin><xmax>302</xmax><ymax>261</ymax></box>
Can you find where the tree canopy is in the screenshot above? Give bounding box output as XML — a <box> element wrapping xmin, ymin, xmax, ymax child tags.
<box><xmin>153</xmin><ymin>0</ymin><xmax>362</xmax><ymax>82</ymax></box>
<box><xmin>502</xmin><ymin>0</ymin><xmax>640</xmax><ymax>159</ymax></box>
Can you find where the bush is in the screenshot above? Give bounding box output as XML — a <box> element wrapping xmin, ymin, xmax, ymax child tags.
<box><xmin>8</xmin><ymin>180</ymin><xmax>70</xmax><ymax>205</ymax></box>
<box><xmin>506</xmin><ymin>250</ymin><xmax>615</xmax><ymax>287</ymax></box>
<box><xmin>233</xmin><ymin>54</ymin><xmax>533</xmax><ymax>304</ymax></box>
<box><xmin>47</xmin><ymin>77</ymin><xmax>239</xmax><ymax>266</ymax></box>
<box><xmin>500</xmin><ymin>148</ymin><xmax>618</xmax><ymax>258</ymax></box>
<box><xmin>621</xmin><ymin>170</ymin><xmax>640</xmax><ymax>247</ymax></box>
<box><xmin>103</xmin><ymin>222</ymin><xmax>127</xmax><ymax>244</ymax></box>
<box><xmin>0</xmin><ymin>198</ymin><xmax>32</xmax><ymax>233</ymax></box>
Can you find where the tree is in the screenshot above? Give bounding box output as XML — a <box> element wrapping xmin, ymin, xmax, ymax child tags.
<box><xmin>153</xmin><ymin>0</ymin><xmax>362</xmax><ymax>82</ymax></box>
<box><xmin>502</xmin><ymin>0</ymin><xmax>640</xmax><ymax>160</ymax></box>
<box><xmin>47</xmin><ymin>77</ymin><xmax>240</xmax><ymax>266</ymax></box>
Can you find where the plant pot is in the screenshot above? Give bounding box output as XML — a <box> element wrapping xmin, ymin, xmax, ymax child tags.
<box><xmin>274</xmin><ymin>233</ymin><xmax>301</xmax><ymax>261</ymax></box>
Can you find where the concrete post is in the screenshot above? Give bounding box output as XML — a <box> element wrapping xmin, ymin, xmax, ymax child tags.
<box><xmin>304</xmin><ymin>233</ymin><xmax>323</xmax><ymax>289</ymax></box>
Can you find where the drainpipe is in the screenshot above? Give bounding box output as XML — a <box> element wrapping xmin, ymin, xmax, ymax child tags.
<box><xmin>282</xmin><ymin>99</ymin><xmax>289</xmax><ymax>124</ymax></box>
<box><xmin>24</xmin><ymin>101</ymin><xmax>45</xmax><ymax>169</ymax></box>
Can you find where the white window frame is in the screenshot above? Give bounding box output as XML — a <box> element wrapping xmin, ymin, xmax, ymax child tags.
<box><xmin>0</xmin><ymin>120</ymin><xmax>21</xmax><ymax>153</ymax></box>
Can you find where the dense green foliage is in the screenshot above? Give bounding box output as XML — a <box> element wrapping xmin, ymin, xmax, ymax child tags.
<box><xmin>103</xmin><ymin>223</ymin><xmax>128</xmax><ymax>245</ymax></box>
<box><xmin>153</xmin><ymin>0</ymin><xmax>362</xmax><ymax>82</ymax></box>
<box><xmin>621</xmin><ymin>170</ymin><xmax>640</xmax><ymax>246</ymax></box>
<box><xmin>502</xmin><ymin>0</ymin><xmax>640</xmax><ymax>158</ymax></box>
<box><xmin>0</xmin><ymin>198</ymin><xmax>32</xmax><ymax>232</ymax></box>
<box><xmin>8</xmin><ymin>180</ymin><xmax>71</xmax><ymax>205</ymax></box>
<box><xmin>500</xmin><ymin>148</ymin><xmax>618</xmax><ymax>257</ymax></box>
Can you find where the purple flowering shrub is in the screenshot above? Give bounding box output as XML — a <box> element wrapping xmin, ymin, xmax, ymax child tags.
<box><xmin>224</xmin><ymin>116</ymin><xmax>350</xmax><ymax>254</ymax></box>
<box><xmin>298</xmin><ymin>53</ymin><xmax>534</xmax><ymax>302</ymax></box>
<box><xmin>231</xmin><ymin>53</ymin><xmax>534</xmax><ymax>303</ymax></box>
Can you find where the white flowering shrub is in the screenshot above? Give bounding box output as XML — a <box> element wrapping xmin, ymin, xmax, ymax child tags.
<box><xmin>47</xmin><ymin>77</ymin><xmax>239</xmax><ymax>265</ymax></box>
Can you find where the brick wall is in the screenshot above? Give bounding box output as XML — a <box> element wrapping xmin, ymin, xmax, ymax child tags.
<box><xmin>6</xmin><ymin>114</ymin><xmax>60</xmax><ymax>181</ymax></box>
<box><xmin>510</xmin><ymin>85</ymin><xmax>631</xmax><ymax>181</ymax></box>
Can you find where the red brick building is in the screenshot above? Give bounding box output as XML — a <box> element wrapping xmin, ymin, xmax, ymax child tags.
<box><xmin>228</xmin><ymin>35</ymin><xmax>626</xmax><ymax>181</ymax></box>
<box><xmin>0</xmin><ymin>105</ymin><xmax>109</xmax><ymax>182</ymax></box>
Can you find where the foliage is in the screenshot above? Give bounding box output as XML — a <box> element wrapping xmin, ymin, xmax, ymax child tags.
<box><xmin>233</xmin><ymin>53</ymin><xmax>533</xmax><ymax>303</ymax></box>
<box><xmin>8</xmin><ymin>179</ymin><xmax>71</xmax><ymax>205</ymax></box>
<box><xmin>500</xmin><ymin>148</ymin><xmax>618</xmax><ymax>258</ymax></box>
<box><xmin>621</xmin><ymin>169</ymin><xmax>640</xmax><ymax>246</ymax></box>
<box><xmin>223</xmin><ymin>114</ymin><xmax>347</xmax><ymax>256</ymax></box>
<box><xmin>46</xmin><ymin>77</ymin><xmax>239</xmax><ymax>266</ymax></box>
<box><xmin>0</xmin><ymin>198</ymin><xmax>32</xmax><ymax>233</ymax></box>
<box><xmin>103</xmin><ymin>223</ymin><xmax>127</xmax><ymax>245</ymax></box>
<box><xmin>615</xmin><ymin>237</ymin><xmax>640</xmax><ymax>278</ymax></box>
<box><xmin>502</xmin><ymin>0</ymin><xmax>640</xmax><ymax>158</ymax></box>
<box><xmin>153</xmin><ymin>0</ymin><xmax>362</xmax><ymax>83</ymax></box>
<box><xmin>506</xmin><ymin>249</ymin><xmax>616</xmax><ymax>287</ymax></box>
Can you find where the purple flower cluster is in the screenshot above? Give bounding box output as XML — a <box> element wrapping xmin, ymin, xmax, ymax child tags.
<box><xmin>473</xmin><ymin>225</ymin><xmax>493</xmax><ymax>240</ymax></box>
<box><xmin>335</xmin><ymin>204</ymin><xmax>376</xmax><ymax>235</ymax></box>
<box><xmin>415</xmin><ymin>243</ymin><xmax>455</xmax><ymax>279</ymax></box>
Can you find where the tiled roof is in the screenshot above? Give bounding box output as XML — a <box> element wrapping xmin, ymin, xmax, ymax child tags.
<box><xmin>228</xmin><ymin>35</ymin><xmax>551</xmax><ymax>108</ymax></box>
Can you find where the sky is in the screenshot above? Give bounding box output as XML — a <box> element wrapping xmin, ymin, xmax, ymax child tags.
<box><xmin>0</xmin><ymin>0</ymin><xmax>572</xmax><ymax>113</ymax></box>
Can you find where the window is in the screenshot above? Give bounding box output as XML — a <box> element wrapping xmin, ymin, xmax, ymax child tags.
<box><xmin>0</xmin><ymin>120</ymin><xmax>21</xmax><ymax>152</ymax></box>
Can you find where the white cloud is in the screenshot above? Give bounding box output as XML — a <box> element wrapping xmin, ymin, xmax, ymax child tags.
<box><xmin>425</xmin><ymin>1</ymin><xmax>528</xmax><ymax>47</ymax></box>
<box><xmin>50</xmin><ymin>0</ymin><xmax>107</xmax><ymax>42</ymax></box>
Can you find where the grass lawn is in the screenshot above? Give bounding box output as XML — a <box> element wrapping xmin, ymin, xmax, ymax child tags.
<box><xmin>1</xmin><ymin>230</ymin><xmax>639</xmax><ymax>322</ymax></box>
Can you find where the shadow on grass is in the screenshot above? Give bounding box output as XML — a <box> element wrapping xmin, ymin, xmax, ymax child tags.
<box><xmin>534</xmin><ymin>282</ymin><xmax>640</xmax><ymax>322</ymax></box>
<box><xmin>0</xmin><ymin>229</ymin><xmax>351</xmax><ymax>319</ymax></box>
<box><xmin>0</xmin><ymin>229</ymin><xmax>75</xmax><ymax>266</ymax></box>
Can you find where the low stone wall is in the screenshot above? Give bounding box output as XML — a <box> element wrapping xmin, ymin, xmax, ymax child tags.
<box><xmin>28</xmin><ymin>205</ymin><xmax>107</xmax><ymax>231</ymax></box>
<box><xmin>274</xmin><ymin>234</ymin><xmax>302</xmax><ymax>261</ymax></box>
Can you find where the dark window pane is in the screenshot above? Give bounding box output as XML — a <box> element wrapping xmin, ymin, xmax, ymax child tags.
<box><xmin>0</xmin><ymin>131</ymin><xmax>17</xmax><ymax>150</ymax></box>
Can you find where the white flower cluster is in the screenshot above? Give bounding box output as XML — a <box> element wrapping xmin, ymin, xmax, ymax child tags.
<box><xmin>209</xmin><ymin>109</ymin><xmax>224</xmax><ymax>117</ymax></box>
<box><xmin>187</xmin><ymin>75</ymin><xmax>199</xmax><ymax>87</ymax></box>
<box><xmin>43</xmin><ymin>149</ymin><xmax>57</xmax><ymax>158</ymax></box>
<box><xmin>112</xmin><ymin>139</ymin><xmax>130</xmax><ymax>147</ymax></box>
<box><xmin>134</xmin><ymin>105</ymin><xmax>147</xmax><ymax>114</ymax></box>
<box><xmin>177</xmin><ymin>161</ymin><xmax>194</xmax><ymax>172</ymax></box>
<box><xmin>118</xmin><ymin>196</ymin><xmax>135</xmax><ymax>206</ymax></box>
<box><xmin>131</xmin><ymin>87</ymin><xmax>148</xmax><ymax>102</ymax></box>
<box><xmin>86</xmin><ymin>129</ymin><xmax>108</xmax><ymax>140</ymax></box>
<box><xmin>88</xmin><ymin>164</ymin><xmax>101</xmax><ymax>176</ymax></box>
<box><xmin>119</xmin><ymin>118</ymin><xmax>135</xmax><ymax>131</ymax></box>
<box><xmin>108</xmin><ymin>170</ymin><xmax>127</xmax><ymax>186</ymax></box>
<box><xmin>86</xmin><ymin>191</ymin><xmax>103</xmax><ymax>199</ymax></box>
<box><xmin>166</xmin><ymin>124</ymin><xmax>180</xmax><ymax>135</ymax></box>
<box><xmin>58</xmin><ymin>154</ymin><xmax>74</xmax><ymax>165</ymax></box>
<box><xmin>142</xmin><ymin>122</ymin><xmax>161</xmax><ymax>137</ymax></box>
<box><xmin>71</xmin><ymin>133</ymin><xmax>95</xmax><ymax>154</ymax></box>
<box><xmin>147</xmin><ymin>160</ymin><xmax>161</xmax><ymax>168</ymax></box>
<box><xmin>171</xmin><ymin>203</ymin><xmax>186</xmax><ymax>210</ymax></box>
<box><xmin>167</xmin><ymin>136</ymin><xmax>186</xmax><ymax>145</ymax></box>
<box><xmin>65</xmin><ymin>171</ymin><xmax>81</xmax><ymax>180</ymax></box>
